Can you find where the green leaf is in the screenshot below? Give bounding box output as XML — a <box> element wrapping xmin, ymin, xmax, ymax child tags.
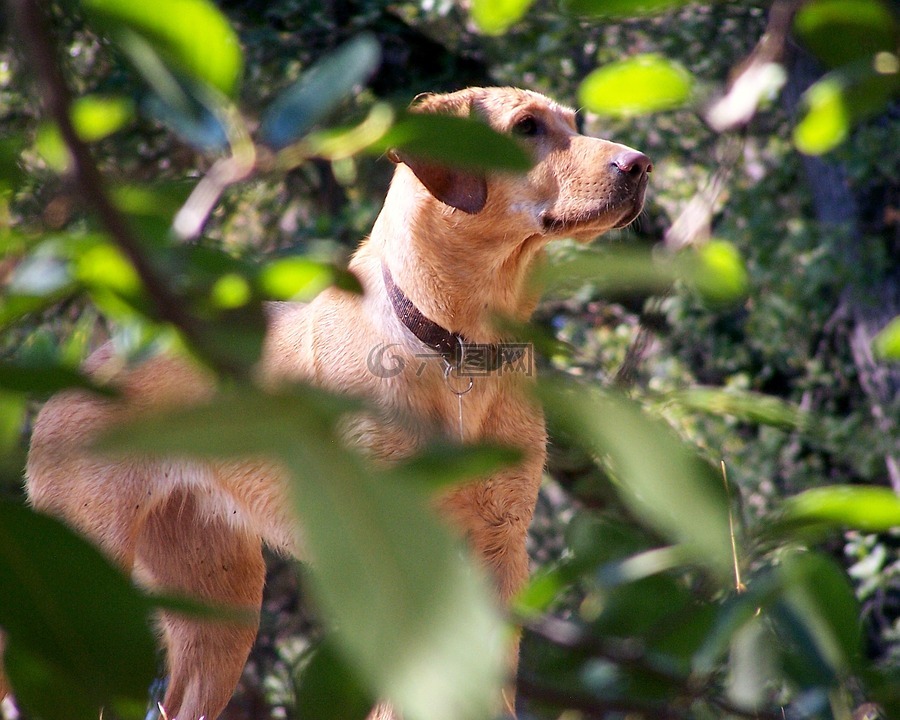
<box><xmin>667</xmin><ymin>387</ymin><xmax>807</xmax><ymax>430</ymax></box>
<box><xmin>141</xmin><ymin>84</ymin><xmax>230</xmax><ymax>152</ymax></box>
<box><xmin>693</xmin><ymin>573</ymin><xmax>781</xmax><ymax>674</ymax></box>
<box><xmin>564</xmin><ymin>0</ymin><xmax>691</xmax><ymax>17</ymax></box>
<box><xmin>0</xmin><ymin>136</ymin><xmax>26</xmax><ymax>196</ymax></box>
<box><xmin>794</xmin><ymin>0</ymin><xmax>898</xmax><ymax>68</ymax></box>
<box><xmin>3</xmin><ymin>640</ymin><xmax>103</xmax><ymax>720</ymax></box>
<box><xmin>470</xmin><ymin>0</ymin><xmax>535</xmax><ymax>35</ymax></box>
<box><xmin>0</xmin><ymin>393</ymin><xmax>25</xmax><ymax>450</ymax></box>
<box><xmin>35</xmin><ymin>95</ymin><xmax>135</xmax><ymax>171</ymax></box>
<box><xmin>393</xmin><ymin>442</ymin><xmax>521</xmax><ymax>490</ymax></box>
<box><xmin>770</xmin><ymin>601</ymin><xmax>836</xmax><ymax>687</ymax></box>
<box><xmin>96</xmin><ymin>385</ymin><xmax>505</xmax><ymax>720</ymax></box>
<box><xmin>296</xmin><ymin>640</ymin><xmax>373</xmax><ymax>720</ymax></box>
<box><xmin>794</xmin><ymin>63</ymin><xmax>898</xmax><ymax>155</ymax></box>
<box><xmin>725</xmin><ymin>614</ymin><xmax>778</xmax><ymax>711</ymax></box>
<box><xmin>579</xmin><ymin>54</ymin><xmax>693</xmax><ymax>116</ymax></box>
<box><xmin>540</xmin><ymin>378</ymin><xmax>733</xmax><ymax>577</ymax></box>
<box><xmin>82</xmin><ymin>0</ymin><xmax>243</xmax><ymax>97</ymax></box>
<box><xmin>258</xmin><ymin>257</ymin><xmax>360</xmax><ymax>301</ymax></box>
<box><xmin>74</xmin><ymin>242</ymin><xmax>142</xmax><ymax>298</ymax></box>
<box><xmin>779</xmin><ymin>485</ymin><xmax>900</xmax><ymax>534</ymax></box>
<box><xmin>873</xmin><ymin>315</ymin><xmax>900</xmax><ymax>359</ymax></box>
<box><xmin>259</xmin><ymin>34</ymin><xmax>381</xmax><ymax>150</ymax></box>
<box><xmin>72</xmin><ymin>94</ymin><xmax>136</xmax><ymax>141</ymax></box>
<box><xmin>539</xmin><ymin>245</ymin><xmax>679</xmax><ymax>296</ymax></box>
<box><xmin>0</xmin><ymin>499</ymin><xmax>158</xmax><ymax>720</ymax></box>
<box><xmin>687</xmin><ymin>240</ymin><xmax>749</xmax><ymax>304</ymax></box>
<box><xmin>296</xmin><ymin>103</ymin><xmax>395</xmax><ymax>163</ymax></box>
<box><xmin>0</xmin><ymin>290</ymin><xmax>77</xmax><ymax>330</ymax></box>
<box><xmin>376</xmin><ymin>113</ymin><xmax>532</xmax><ymax>173</ymax></box>
<box><xmin>590</xmin><ymin>572</ymin><xmax>692</xmax><ymax>637</ymax></box>
<box><xmin>780</xmin><ymin>551</ymin><xmax>863</xmax><ymax>674</ymax></box>
<box><xmin>0</xmin><ymin>361</ymin><xmax>113</xmax><ymax>397</ymax></box>
<box><xmin>538</xmin><ymin>241</ymin><xmax>748</xmax><ymax>304</ymax></box>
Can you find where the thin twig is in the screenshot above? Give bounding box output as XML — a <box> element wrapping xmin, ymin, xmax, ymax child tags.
<box><xmin>721</xmin><ymin>460</ymin><xmax>747</xmax><ymax>593</ymax></box>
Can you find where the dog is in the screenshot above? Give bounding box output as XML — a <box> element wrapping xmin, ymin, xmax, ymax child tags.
<box><xmin>0</xmin><ymin>87</ymin><xmax>650</xmax><ymax>719</ymax></box>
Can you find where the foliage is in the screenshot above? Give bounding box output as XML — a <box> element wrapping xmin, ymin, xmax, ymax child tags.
<box><xmin>0</xmin><ymin>0</ymin><xmax>898</xmax><ymax>719</ymax></box>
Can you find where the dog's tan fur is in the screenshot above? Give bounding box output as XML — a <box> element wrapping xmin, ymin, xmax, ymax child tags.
<box><xmin>0</xmin><ymin>87</ymin><xmax>649</xmax><ymax>719</ymax></box>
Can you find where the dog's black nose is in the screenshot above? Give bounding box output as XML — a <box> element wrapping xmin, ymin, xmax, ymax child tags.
<box><xmin>612</xmin><ymin>150</ymin><xmax>652</xmax><ymax>175</ymax></box>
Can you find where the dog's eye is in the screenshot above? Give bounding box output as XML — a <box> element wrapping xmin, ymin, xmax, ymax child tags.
<box><xmin>513</xmin><ymin>115</ymin><xmax>542</xmax><ymax>137</ymax></box>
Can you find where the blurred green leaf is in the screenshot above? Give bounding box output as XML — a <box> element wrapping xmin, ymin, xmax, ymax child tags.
<box><xmin>0</xmin><ymin>361</ymin><xmax>113</xmax><ymax>397</ymax></box>
<box><xmin>0</xmin><ymin>290</ymin><xmax>77</xmax><ymax>331</ymax></box>
<box><xmin>470</xmin><ymin>0</ymin><xmax>535</xmax><ymax>35</ymax></box>
<box><xmin>393</xmin><ymin>442</ymin><xmax>521</xmax><ymax>490</ymax></box>
<box><xmin>794</xmin><ymin>62</ymin><xmax>898</xmax><ymax>155</ymax></box>
<box><xmin>590</xmin><ymin>572</ymin><xmax>692</xmax><ymax>637</ymax></box>
<box><xmin>688</xmin><ymin>240</ymin><xmax>749</xmax><ymax>304</ymax></box>
<box><xmin>667</xmin><ymin>387</ymin><xmax>807</xmax><ymax>430</ymax></box>
<box><xmin>693</xmin><ymin>574</ymin><xmax>781</xmax><ymax>674</ymax></box>
<box><xmin>0</xmin><ymin>393</ymin><xmax>25</xmax><ymax>452</ymax></box>
<box><xmin>35</xmin><ymin>95</ymin><xmax>135</xmax><ymax>171</ymax></box>
<box><xmin>779</xmin><ymin>485</ymin><xmax>900</xmax><ymax>534</ymax></box>
<box><xmin>0</xmin><ymin>136</ymin><xmax>25</xmax><ymax>196</ymax></box>
<box><xmin>112</xmin><ymin>182</ymin><xmax>194</xmax><ymax>240</ymax></box>
<box><xmin>292</xmin><ymin>103</ymin><xmax>395</xmax><ymax>164</ymax></box>
<box><xmin>725</xmin><ymin>614</ymin><xmax>777</xmax><ymax>711</ymax></box>
<box><xmin>258</xmin><ymin>257</ymin><xmax>361</xmax><ymax>301</ymax></box>
<box><xmin>376</xmin><ymin>113</ymin><xmax>532</xmax><ymax>172</ymax></box>
<box><xmin>579</xmin><ymin>54</ymin><xmax>693</xmax><ymax>116</ymax></box>
<box><xmin>538</xmin><ymin>241</ymin><xmax>748</xmax><ymax>304</ymax></box>
<box><xmin>96</xmin><ymin>385</ymin><xmax>505</xmax><ymax>720</ymax></box>
<box><xmin>72</xmin><ymin>94</ymin><xmax>136</xmax><ymax>141</ymax></box>
<box><xmin>260</xmin><ymin>34</ymin><xmax>381</xmax><ymax>150</ymax></box>
<box><xmin>147</xmin><ymin>245</ymin><xmax>268</xmax><ymax>370</ymax></box>
<box><xmin>34</xmin><ymin>124</ymin><xmax>69</xmax><ymax>173</ymax></box>
<box><xmin>296</xmin><ymin>640</ymin><xmax>373</xmax><ymax>720</ymax></box>
<box><xmin>794</xmin><ymin>0</ymin><xmax>898</xmax><ymax>69</ymax></box>
<box><xmin>539</xmin><ymin>245</ymin><xmax>677</xmax><ymax>296</ymax></box>
<box><xmin>873</xmin><ymin>315</ymin><xmax>900</xmax><ymax>359</ymax></box>
<box><xmin>3</xmin><ymin>640</ymin><xmax>102</xmax><ymax>720</ymax></box>
<box><xmin>82</xmin><ymin>0</ymin><xmax>243</xmax><ymax>97</ymax></box>
<box><xmin>210</xmin><ymin>273</ymin><xmax>251</xmax><ymax>309</ymax></box>
<box><xmin>141</xmin><ymin>86</ymin><xmax>230</xmax><ymax>152</ymax></box>
<box><xmin>74</xmin><ymin>242</ymin><xmax>141</xmax><ymax>298</ymax></box>
<box><xmin>780</xmin><ymin>551</ymin><xmax>863</xmax><ymax>674</ymax></box>
<box><xmin>594</xmin><ymin>545</ymin><xmax>687</xmax><ymax>588</ymax></box>
<box><xmin>0</xmin><ymin>499</ymin><xmax>157</xmax><ymax>720</ymax></box>
<box><xmin>564</xmin><ymin>0</ymin><xmax>691</xmax><ymax>17</ymax></box>
<box><xmin>540</xmin><ymin>377</ymin><xmax>733</xmax><ymax>577</ymax></box>
<box><xmin>515</xmin><ymin>513</ymin><xmax>652</xmax><ymax>615</ymax></box>
<box><xmin>771</xmin><ymin>600</ymin><xmax>836</xmax><ymax>687</ymax></box>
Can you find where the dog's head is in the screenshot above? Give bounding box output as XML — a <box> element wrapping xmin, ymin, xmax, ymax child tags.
<box><xmin>389</xmin><ymin>87</ymin><xmax>651</xmax><ymax>243</ymax></box>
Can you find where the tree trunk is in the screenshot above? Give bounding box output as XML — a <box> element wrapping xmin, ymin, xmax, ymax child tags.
<box><xmin>783</xmin><ymin>44</ymin><xmax>900</xmax><ymax>490</ymax></box>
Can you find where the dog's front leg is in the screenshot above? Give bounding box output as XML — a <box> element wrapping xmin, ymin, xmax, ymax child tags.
<box><xmin>437</xmin><ymin>446</ymin><xmax>545</xmax><ymax>718</ymax></box>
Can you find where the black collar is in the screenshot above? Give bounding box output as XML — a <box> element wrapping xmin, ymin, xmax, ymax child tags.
<box><xmin>382</xmin><ymin>262</ymin><xmax>464</xmax><ymax>363</ymax></box>
<box><xmin>381</xmin><ymin>263</ymin><xmax>526</xmax><ymax>373</ymax></box>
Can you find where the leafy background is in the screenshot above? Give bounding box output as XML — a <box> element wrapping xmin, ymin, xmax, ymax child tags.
<box><xmin>1</xmin><ymin>0</ymin><xmax>899</xmax><ymax>719</ymax></box>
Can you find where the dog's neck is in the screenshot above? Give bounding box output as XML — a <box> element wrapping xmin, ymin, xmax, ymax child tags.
<box><xmin>358</xmin><ymin>167</ymin><xmax>546</xmax><ymax>342</ymax></box>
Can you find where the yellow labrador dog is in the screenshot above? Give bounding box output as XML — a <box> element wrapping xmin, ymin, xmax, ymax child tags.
<box><xmin>1</xmin><ymin>87</ymin><xmax>650</xmax><ymax>719</ymax></box>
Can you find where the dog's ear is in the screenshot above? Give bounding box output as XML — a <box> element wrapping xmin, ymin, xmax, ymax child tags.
<box><xmin>388</xmin><ymin>149</ymin><xmax>487</xmax><ymax>215</ymax></box>
<box><xmin>387</xmin><ymin>88</ymin><xmax>488</xmax><ymax>215</ymax></box>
